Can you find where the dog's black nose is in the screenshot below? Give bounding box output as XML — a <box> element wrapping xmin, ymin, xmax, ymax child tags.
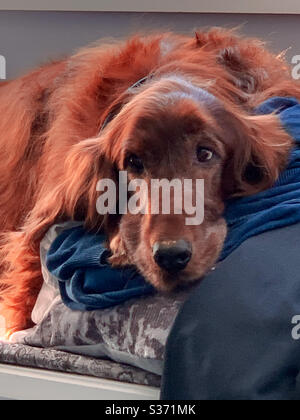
<box><xmin>152</xmin><ymin>240</ymin><xmax>192</xmax><ymax>273</ymax></box>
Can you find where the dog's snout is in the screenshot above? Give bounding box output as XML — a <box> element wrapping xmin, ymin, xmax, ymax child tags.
<box><xmin>152</xmin><ymin>240</ymin><xmax>192</xmax><ymax>273</ymax></box>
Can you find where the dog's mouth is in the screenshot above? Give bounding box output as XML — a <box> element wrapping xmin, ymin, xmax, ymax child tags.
<box><xmin>154</xmin><ymin>273</ymin><xmax>194</xmax><ymax>292</ymax></box>
<box><xmin>138</xmin><ymin>257</ymin><xmax>207</xmax><ymax>292</ymax></box>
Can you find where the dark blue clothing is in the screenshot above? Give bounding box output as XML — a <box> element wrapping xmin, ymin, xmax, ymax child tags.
<box><xmin>46</xmin><ymin>227</ymin><xmax>154</xmax><ymax>311</ymax></box>
<box><xmin>161</xmin><ymin>223</ymin><xmax>300</xmax><ymax>400</ymax></box>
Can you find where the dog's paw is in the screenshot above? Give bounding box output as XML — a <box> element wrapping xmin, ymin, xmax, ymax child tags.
<box><xmin>108</xmin><ymin>234</ymin><xmax>131</xmax><ymax>267</ymax></box>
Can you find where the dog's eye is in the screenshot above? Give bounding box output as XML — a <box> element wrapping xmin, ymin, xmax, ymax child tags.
<box><xmin>197</xmin><ymin>147</ymin><xmax>214</xmax><ymax>163</ymax></box>
<box><xmin>125</xmin><ymin>154</ymin><xmax>144</xmax><ymax>174</ymax></box>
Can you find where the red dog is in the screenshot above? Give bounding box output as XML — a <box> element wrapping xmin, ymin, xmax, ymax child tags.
<box><xmin>0</xmin><ymin>28</ymin><xmax>298</xmax><ymax>335</ymax></box>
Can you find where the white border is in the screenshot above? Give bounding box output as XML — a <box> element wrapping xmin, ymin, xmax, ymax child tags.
<box><xmin>0</xmin><ymin>0</ymin><xmax>299</xmax><ymax>14</ymax></box>
<box><xmin>0</xmin><ymin>363</ymin><xmax>160</xmax><ymax>400</ymax></box>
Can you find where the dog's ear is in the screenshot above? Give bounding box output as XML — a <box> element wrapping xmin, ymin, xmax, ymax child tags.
<box><xmin>63</xmin><ymin>136</ymin><xmax>117</xmax><ymax>229</ymax></box>
<box><xmin>217</xmin><ymin>46</ymin><xmax>262</xmax><ymax>95</ymax></box>
<box><xmin>222</xmin><ymin>113</ymin><xmax>292</xmax><ymax>198</ymax></box>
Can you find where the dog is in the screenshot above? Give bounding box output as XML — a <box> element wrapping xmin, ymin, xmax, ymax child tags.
<box><xmin>0</xmin><ymin>28</ymin><xmax>298</xmax><ymax>335</ymax></box>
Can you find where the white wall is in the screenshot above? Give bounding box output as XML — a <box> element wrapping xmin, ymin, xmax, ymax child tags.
<box><xmin>0</xmin><ymin>11</ymin><xmax>300</xmax><ymax>80</ymax></box>
<box><xmin>0</xmin><ymin>0</ymin><xmax>300</xmax><ymax>13</ymax></box>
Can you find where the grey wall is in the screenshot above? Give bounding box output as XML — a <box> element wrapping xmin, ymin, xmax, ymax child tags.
<box><xmin>0</xmin><ymin>10</ymin><xmax>300</xmax><ymax>79</ymax></box>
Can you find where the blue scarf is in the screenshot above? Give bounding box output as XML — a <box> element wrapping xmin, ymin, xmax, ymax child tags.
<box><xmin>46</xmin><ymin>97</ymin><xmax>300</xmax><ymax>310</ymax></box>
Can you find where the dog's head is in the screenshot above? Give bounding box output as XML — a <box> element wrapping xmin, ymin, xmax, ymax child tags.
<box><xmin>65</xmin><ymin>74</ymin><xmax>292</xmax><ymax>291</ymax></box>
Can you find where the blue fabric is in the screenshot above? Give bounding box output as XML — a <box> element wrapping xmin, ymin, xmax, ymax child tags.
<box><xmin>46</xmin><ymin>227</ymin><xmax>154</xmax><ymax>311</ymax></box>
<box><xmin>221</xmin><ymin>97</ymin><xmax>300</xmax><ymax>260</ymax></box>
<box><xmin>46</xmin><ymin>96</ymin><xmax>300</xmax><ymax>311</ymax></box>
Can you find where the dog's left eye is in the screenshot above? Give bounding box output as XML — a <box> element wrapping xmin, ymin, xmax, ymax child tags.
<box><xmin>197</xmin><ymin>147</ymin><xmax>214</xmax><ymax>163</ymax></box>
<box><xmin>125</xmin><ymin>154</ymin><xmax>144</xmax><ymax>174</ymax></box>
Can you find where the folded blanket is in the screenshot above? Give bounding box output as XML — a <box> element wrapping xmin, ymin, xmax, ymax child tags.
<box><xmin>46</xmin><ymin>97</ymin><xmax>300</xmax><ymax>311</ymax></box>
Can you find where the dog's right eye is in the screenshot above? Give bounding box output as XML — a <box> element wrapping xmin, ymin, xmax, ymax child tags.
<box><xmin>124</xmin><ymin>154</ymin><xmax>144</xmax><ymax>174</ymax></box>
<box><xmin>197</xmin><ymin>147</ymin><xmax>215</xmax><ymax>163</ymax></box>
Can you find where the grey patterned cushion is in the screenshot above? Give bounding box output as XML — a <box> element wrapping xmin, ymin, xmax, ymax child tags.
<box><xmin>0</xmin><ymin>342</ymin><xmax>161</xmax><ymax>387</ymax></box>
<box><xmin>16</xmin><ymin>291</ymin><xmax>189</xmax><ymax>375</ymax></box>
